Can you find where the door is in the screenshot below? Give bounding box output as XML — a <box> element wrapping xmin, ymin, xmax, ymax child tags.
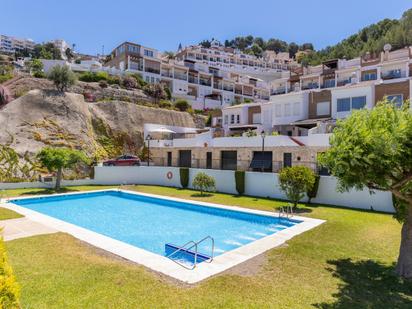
<box><xmin>221</xmin><ymin>151</ymin><xmax>237</xmax><ymax>170</ymax></box>
<box><xmin>167</xmin><ymin>152</ymin><xmax>172</xmax><ymax>167</ymax></box>
<box><xmin>179</xmin><ymin>150</ymin><xmax>191</xmax><ymax>168</ymax></box>
<box><xmin>283</xmin><ymin>153</ymin><xmax>292</xmax><ymax>168</ymax></box>
<box><xmin>206</xmin><ymin>152</ymin><xmax>212</xmax><ymax>169</ymax></box>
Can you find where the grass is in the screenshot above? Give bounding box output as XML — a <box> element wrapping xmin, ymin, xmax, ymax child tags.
<box><xmin>0</xmin><ymin>207</ymin><xmax>23</xmax><ymax>220</ymax></box>
<box><xmin>3</xmin><ymin>185</ymin><xmax>412</xmax><ymax>308</ymax></box>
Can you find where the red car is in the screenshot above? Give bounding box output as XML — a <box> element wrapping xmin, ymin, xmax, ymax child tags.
<box><xmin>103</xmin><ymin>155</ymin><xmax>141</xmax><ymax>166</ymax></box>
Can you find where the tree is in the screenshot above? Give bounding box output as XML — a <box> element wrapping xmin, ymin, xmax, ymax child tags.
<box><xmin>37</xmin><ymin>147</ymin><xmax>89</xmax><ymax>190</ymax></box>
<box><xmin>32</xmin><ymin>43</ymin><xmax>62</xmax><ymax>60</ymax></box>
<box><xmin>47</xmin><ymin>65</ymin><xmax>76</xmax><ymax>92</ymax></box>
<box><xmin>163</xmin><ymin>51</ymin><xmax>175</xmax><ymax>60</ymax></box>
<box><xmin>65</xmin><ymin>48</ymin><xmax>74</xmax><ymax>62</ymax></box>
<box><xmin>318</xmin><ymin>101</ymin><xmax>412</xmax><ymax>279</ymax></box>
<box><xmin>288</xmin><ymin>42</ymin><xmax>299</xmax><ymax>58</ymax></box>
<box><xmin>199</xmin><ymin>40</ymin><xmax>211</xmax><ymax>48</ymax></box>
<box><xmin>278</xmin><ymin>166</ymin><xmax>316</xmax><ymax>209</ymax></box>
<box><xmin>192</xmin><ymin>172</ymin><xmax>216</xmax><ymax>196</ymax></box>
<box><xmin>143</xmin><ymin>83</ymin><xmax>167</xmax><ymax>104</ymax></box>
<box><xmin>29</xmin><ymin>59</ymin><xmax>44</xmax><ymax>78</ymax></box>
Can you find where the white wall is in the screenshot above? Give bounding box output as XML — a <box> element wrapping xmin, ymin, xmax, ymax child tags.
<box><xmin>0</xmin><ymin>179</ymin><xmax>94</xmax><ymax>190</ymax></box>
<box><xmin>266</xmin><ymin>92</ymin><xmax>309</xmax><ymax>126</ymax></box>
<box><xmin>1</xmin><ymin>167</ymin><xmax>394</xmax><ymax>213</ymax></box>
<box><xmin>331</xmin><ymin>83</ymin><xmax>374</xmax><ymax>119</ymax></box>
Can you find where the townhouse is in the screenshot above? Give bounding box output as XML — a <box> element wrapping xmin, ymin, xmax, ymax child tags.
<box><xmin>219</xmin><ymin>46</ymin><xmax>412</xmax><ymax>136</ymax></box>
<box><xmin>104</xmin><ymin>41</ymin><xmax>294</xmax><ymax>109</ymax></box>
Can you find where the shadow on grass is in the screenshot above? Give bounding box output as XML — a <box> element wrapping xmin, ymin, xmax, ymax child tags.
<box><xmin>190</xmin><ymin>193</ymin><xmax>214</xmax><ymax>198</ymax></box>
<box><xmin>314</xmin><ymin>258</ymin><xmax>412</xmax><ymax>308</ymax></box>
<box><xmin>19</xmin><ymin>187</ymin><xmax>80</xmax><ymax>196</ymax></box>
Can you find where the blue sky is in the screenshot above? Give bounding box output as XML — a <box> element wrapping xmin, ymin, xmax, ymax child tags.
<box><xmin>1</xmin><ymin>0</ymin><xmax>410</xmax><ymax>55</ymax></box>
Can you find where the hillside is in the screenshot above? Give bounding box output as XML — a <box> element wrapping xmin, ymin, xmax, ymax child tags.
<box><xmin>207</xmin><ymin>8</ymin><xmax>412</xmax><ymax>65</ymax></box>
<box><xmin>0</xmin><ymin>89</ymin><xmax>200</xmax><ymax>181</ymax></box>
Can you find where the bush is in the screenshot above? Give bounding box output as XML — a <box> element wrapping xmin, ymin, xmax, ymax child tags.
<box><xmin>122</xmin><ymin>76</ymin><xmax>138</xmax><ymax>89</ymax></box>
<box><xmin>143</xmin><ymin>83</ymin><xmax>167</xmax><ymax>103</ymax></box>
<box><xmin>107</xmin><ymin>75</ymin><xmax>121</xmax><ymax>85</ymax></box>
<box><xmin>307</xmin><ymin>174</ymin><xmax>320</xmax><ymax>203</ymax></box>
<box><xmin>235</xmin><ymin>170</ymin><xmax>245</xmax><ymax>195</ymax></box>
<box><xmin>0</xmin><ymin>64</ymin><xmax>13</xmax><ymax>84</ymax></box>
<box><xmin>180</xmin><ymin>167</ymin><xmax>189</xmax><ymax>188</ymax></box>
<box><xmin>278</xmin><ymin>166</ymin><xmax>316</xmax><ymax>209</ymax></box>
<box><xmin>47</xmin><ymin>65</ymin><xmax>76</xmax><ymax>92</ymax></box>
<box><xmin>159</xmin><ymin>100</ymin><xmax>173</xmax><ymax>108</ymax></box>
<box><xmin>192</xmin><ymin>172</ymin><xmax>216</xmax><ymax>196</ymax></box>
<box><xmin>164</xmin><ymin>86</ymin><xmax>172</xmax><ymax>100</ymax></box>
<box><xmin>78</xmin><ymin>71</ymin><xmax>108</xmax><ymax>83</ymax></box>
<box><xmin>99</xmin><ymin>80</ymin><xmax>108</xmax><ymax>88</ymax></box>
<box><xmin>174</xmin><ymin>99</ymin><xmax>190</xmax><ymax>112</ymax></box>
<box><xmin>129</xmin><ymin>73</ymin><xmax>147</xmax><ymax>88</ymax></box>
<box><xmin>0</xmin><ymin>237</ymin><xmax>20</xmax><ymax>308</ymax></box>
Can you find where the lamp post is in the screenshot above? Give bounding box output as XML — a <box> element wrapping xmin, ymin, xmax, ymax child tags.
<box><xmin>146</xmin><ymin>134</ymin><xmax>152</xmax><ymax>166</ymax></box>
<box><xmin>261</xmin><ymin>130</ymin><xmax>265</xmax><ymax>172</ymax></box>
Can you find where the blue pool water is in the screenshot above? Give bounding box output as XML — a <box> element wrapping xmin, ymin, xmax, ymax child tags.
<box><xmin>10</xmin><ymin>191</ymin><xmax>300</xmax><ymax>261</ymax></box>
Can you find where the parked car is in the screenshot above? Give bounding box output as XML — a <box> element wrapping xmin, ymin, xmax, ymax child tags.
<box><xmin>103</xmin><ymin>155</ymin><xmax>141</xmax><ymax>166</ymax></box>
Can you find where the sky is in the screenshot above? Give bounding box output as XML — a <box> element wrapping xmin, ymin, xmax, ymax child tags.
<box><xmin>1</xmin><ymin>0</ymin><xmax>410</xmax><ymax>55</ymax></box>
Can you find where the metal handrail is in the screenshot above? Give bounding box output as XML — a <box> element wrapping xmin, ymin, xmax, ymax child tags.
<box><xmin>166</xmin><ymin>236</ymin><xmax>215</xmax><ymax>270</ymax></box>
<box><xmin>278</xmin><ymin>204</ymin><xmax>294</xmax><ymax>218</ymax></box>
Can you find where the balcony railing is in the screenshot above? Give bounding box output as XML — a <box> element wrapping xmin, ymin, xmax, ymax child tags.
<box><xmin>145</xmin><ymin>67</ymin><xmax>160</xmax><ymax>75</ymax></box>
<box><xmin>321</xmin><ymin>80</ymin><xmax>336</xmax><ymax>89</ymax></box>
<box><xmin>223</xmin><ymin>85</ymin><xmax>234</xmax><ymax>92</ymax></box>
<box><xmin>213</xmin><ymin>83</ymin><xmax>223</xmax><ymax>90</ymax></box>
<box><xmin>174</xmin><ymin>72</ymin><xmax>187</xmax><ymax>80</ymax></box>
<box><xmin>188</xmin><ymin>76</ymin><xmax>198</xmax><ymax>84</ymax></box>
<box><xmin>301</xmin><ymin>83</ymin><xmax>319</xmax><ymax>90</ymax></box>
<box><xmin>337</xmin><ymin>79</ymin><xmax>351</xmax><ymax>87</ymax></box>
<box><xmin>199</xmin><ymin>79</ymin><xmax>212</xmax><ymax>86</ymax></box>
<box><xmin>235</xmin><ymin>89</ymin><xmax>242</xmax><ymax>95</ymax></box>
<box><xmin>271</xmin><ymin>87</ymin><xmax>286</xmax><ymax>95</ymax></box>
<box><xmin>381</xmin><ymin>70</ymin><xmax>405</xmax><ymax>80</ymax></box>
<box><xmin>161</xmin><ymin>71</ymin><xmax>173</xmax><ymax>78</ymax></box>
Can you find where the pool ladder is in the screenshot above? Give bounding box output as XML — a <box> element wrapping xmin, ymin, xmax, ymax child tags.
<box><xmin>166</xmin><ymin>236</ymin><xmax>215</xmax><ymax>270</ymax></box>
<box><xmin>278</xmin><ymin>204</ymin><xmax>294</xmax><ymax>218</ymax></box>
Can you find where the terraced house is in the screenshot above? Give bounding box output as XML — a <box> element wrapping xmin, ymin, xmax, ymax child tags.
<box><xmin>104</xmin><ymin>40</ymin><xmax>295</xmax><ymax>109</ymax></box>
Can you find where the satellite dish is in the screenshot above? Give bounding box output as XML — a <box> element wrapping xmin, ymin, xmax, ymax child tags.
<box><xmin>383</xmin><ymin>44</ymin><xmax>392</xmax><ymax>52</ymax></box>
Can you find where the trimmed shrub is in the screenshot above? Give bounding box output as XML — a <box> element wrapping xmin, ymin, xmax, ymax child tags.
<box><xmin>192</xmin><ymin>172</ymin><xmax>216</xmax><ymax>196</ymax></box>
<box><xmin>78</xmin><ymin>71</ymin><xmax>108</xmax><ymax>82</ymax></box>
<box><xmin>174</xmin><ymin>99</ymin><xmax>190</xmax><ymax>112</ymax></box>
<box><xmin>47</xmin><ymin>65</ymin><xmax>76</xmax><ymax>92</ymax></box>
<box><xmin>159</xmin><ymin>100</ymin><xmax>173</xmax><ymax>109</ymax></box>
<box><xmin>235</xmin><ymin>170</ymin><xmax>245</xmax><ymax>195</ymax></box>
<box><xmin>279</xmin><ymin>166</ymin><xmax>316</xmax><ymax>209</ymax></box>
<box><xmin>0</xmin><ymin>236</ymin><xmax>20</xmax><ymax>308</ymax></box>
<box><xmin>307</xmin><ymin>174</ymin><xmax>320</xmax><ymax>203</ymax></box>
<box><xmin>180</xmin><ymin>167</ymin><xmax>189</xmax><ymax>188</ymax></box>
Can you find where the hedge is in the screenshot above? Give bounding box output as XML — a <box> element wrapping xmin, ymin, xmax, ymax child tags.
<box><xmin>307</xmin><ymin>174</ymin><xmax>320</xmax><ymax>203</ymax></box>
<box><xmin>0</xmin><ymin>236</ymin><xmax>20</xmax><ymax>308</ymax></box>
<box><xmin>180</xmin><ymin>167</ymin><xmax>189</xmax><ymax>188</ymax></box>
<box><xmin>235</xmin><ymin>170</ymin><xmax>245</xmax><ymax>195</ymax></box>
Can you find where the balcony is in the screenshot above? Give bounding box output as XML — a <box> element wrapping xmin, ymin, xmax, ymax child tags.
<box><xmin>271</xmin><ymin>87</ymin><xmax>286</xmax><ymax>95</ymax></box>
<box><xmin>213</xmin><ymin>82</ymin><xmax>223</xmax><ymax>90</ymax></box>
<box><xmin>223</xmin><ymin>85</ymin><xmax>234</xmax><ymax>92</ymax></box>
<box><xmin>301</xmin><ymin>83</ymin><xmax>319</xmax><ymax>90</ymax></box>
<box><xmin>145</xmin><ymin>67</ymin><xmax>160</xmax><ymax>75</ymax></box>
<box><xmin>235</xmin><ymin>88</ymin><xmax>242</xmax><ymax>95</ymax></box>
<box><xmin>188</xmin><ymin>76</ymin><xmax>198</xmax><ymax>84</ymax></box>
<box><xmin>321</xmin><ymin>79</ymin><xmax>336</xmax><ymax>89</ymax></box>
<box><xmin>337</xmin><ymin>79</ymin><xmax>351</xmax><ymax>87</ymax></box>
<box><xmin>174</xmin><ymin>72</ymin><xmax>188</xmax><ymax>81</ymax></box>
<box><xmin>199</xmin><ymin>79</ymin><xmax>212</xmax><ymax>87</ymax></box>
<box><xmin>161</xmin><ymin>71</ymin><xmax>173</xmax><ymax>78</ymax></box>
<box><xmin>381</xmin><ymin>70</ymin><xmax>405</xmax><ymax>80</ymax></box>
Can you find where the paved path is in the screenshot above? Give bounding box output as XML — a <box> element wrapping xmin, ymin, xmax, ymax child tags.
<box><xmin>0</xmin><ymin>218</ymin><xmax>57</xmax><ymax>241</ymax></box>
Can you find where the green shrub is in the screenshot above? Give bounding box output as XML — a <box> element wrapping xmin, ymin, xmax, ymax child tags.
<box><xmin>129</xmin><ymin>73</ymin><xmax>146</xmax><ymax>88</ymax></box>
<box><xmin>47</xmin><ymin>65</ymin><xmax>76</xmax><ymax>92</ymax></box>
<box><xmin>174</xmin><ymin>99</ymin><xmax>190</xmax><ymax>112</ymax></box>
<box><xmin>95</xmin><ymin>71</ymin><xmax>109</xmax><ymax>81</ymax></box>
<box><xmin>159</xmin><ymin>100</ymin><xmax>173</xmax><ymax>108</ymax></box>
<box><xmin>279</xmin><ymin>166</ymin><xmax>316</xmax><ymax>209</ymax></box>
<box><xmin>78</xmin><ymin>71</ymin><xmax>108</xmax><ymax>83</ymax></box>
<box><xmin>107</xmin><ymin>75</ymin><xmax>121</xmax><ymax>85</ymax></box>
<box><xmin>164</xmin><ymin>86</ymin><xmax>172</xmax><ymax>100</ymax></box>
<box><xmin>180</xmin><ymin>167</ymin><xmax>189</xmax><ymax>188</ymax></box>
<box><xmin>307</xmin><ymin>174</ymin><xmax>320</xmax><ymax>203</ymax></box>
<box><xmin>235</xmin><ymin>170</ymin><xmax>245</xmax><ymax>195</ymax></box>
<box><xmin>192</xmin><ymin>172</ymin><xmax>216</xmax><ymax>196</ymax></box>
<box><xmin>0</xmin><ymin>237</ymin><xmax>20</xmax><ymax>308</ymax></box>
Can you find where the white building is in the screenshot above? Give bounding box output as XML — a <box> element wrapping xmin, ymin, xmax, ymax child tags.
<box><xmin>0</xmin><ymin>34</ymin><xmax>35</xmax><ymax>54</ymax></box>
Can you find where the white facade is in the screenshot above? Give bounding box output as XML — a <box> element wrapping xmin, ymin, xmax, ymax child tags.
<box><xmin>331</xmin><ymin>83</ymin><xmax>375</xmax><ymax>119</ymax></box>
<box><xmin>0</xmin><ymin>34</ymin><xmax>35</xmax><ymax>53</ymax></box>
<box><xmin>263</xmin><ymin>92</ymin><xmax>309</xmax><ymax>129</ymax></box>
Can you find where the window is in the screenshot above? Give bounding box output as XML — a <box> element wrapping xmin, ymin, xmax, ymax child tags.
<box><xmin>236</xmin><ymin>114</ymin><xmax>240</xmax><ymax>123</ymax></box>
<box><xmin>252</xmin><ymin>113</ymin><xmax>261</xmax><ymax>124</ymax></box>
<box><xmin>145</xmin><ymin>76</ymin><xmax>150</xmax><ymax>83</ymax></box>
<box><xmin>337</xmin><ymin>98</ymin><xmax>351</xmax><ymax>112</ymax></box>
<box><xmin>275</xmin><ymin>104</ymin><xmax>282</xmax><ymax>117</ymax></box>
<box><xmin>224</xmin><ymin>115</ymin><xmax>228</xmax><ymax>125</ymax></box>
<box><xmin>317</xmin><ymin>101</ymin><xmax>330</xmax><ymax>116</ymax></box>
<box><xmin>144</xmin><ymin>49</ymin><xmax>154</xmax><ymax>57</ymax></box>
<box><xmin>293</xmin><ymin>102</ymin><xmax>300</xmax><ymax>116</ymax></box>
<box><xmin>230</xmin><ymin>114</ymin><xmax>235</xmax><ymax>124</ymax></box>
<box><xmin>352</xmin><ymin>96</ymin><xmax>366</xmax><ymax>110</ymax></box>
<box><xmin>284</xmin><ymin>103</ymin><xmax>292</xmax><ymax>116</ymax></box>
<box><xmin>221</xmin><ymin>151</ymin><xmax>237</xmax><ymax>170</ymax></box>
<box><xmin>362</xmin><ymin>72</ymin><xmax>377</xmax><ymax>81</ymax></box>
<box><xmin>387</xmin><ymin>94</ymin><xmax>403</xmax><ymax>108</ymax></box>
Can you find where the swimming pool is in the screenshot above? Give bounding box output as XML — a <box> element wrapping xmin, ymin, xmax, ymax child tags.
<box><xmin>6</xmin><ymin>189</ymin><xmax>324</xmax><ymax>283</ymax></box>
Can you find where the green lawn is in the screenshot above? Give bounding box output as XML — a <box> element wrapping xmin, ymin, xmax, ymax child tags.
<box><xmin>0</xmin><ymin>207</ymin><xmax>23</xmax><ymax>220</ymax></box>
<box><xmin>4</xmin><ymin>185</ymin><xmax>412</xmax><ymax>308</ymax></box>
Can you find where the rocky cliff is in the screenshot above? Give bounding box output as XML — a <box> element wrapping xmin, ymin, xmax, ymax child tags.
<box><xmin>0</xmin><ymin>89</ymin><xmax>201</xmax><ymax>180</ymax></box>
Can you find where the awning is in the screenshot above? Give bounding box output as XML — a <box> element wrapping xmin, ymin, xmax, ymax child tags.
<box><xmin>149</xmin><ymin>127</ymin><xmax>176</xmax><ymax>134</ymax></box>
<box><xmin>290</xmin><ymin>118</ymin><xmax>333</xmax><ymax>127</ymax></box>
<box><xmin>249</xmin><ymin>152</ymin><xmax>272</xmax><ymax>169</ymax></box>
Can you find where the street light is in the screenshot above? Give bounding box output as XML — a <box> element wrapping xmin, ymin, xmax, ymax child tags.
<box><xmin>146</xmin><ymin>134</ymin><xmax>152</xmax><ymax>166</ymax></box>
<box><xmin>261</xmin><ymin>130</ymin><xmax>265</xmax><ymax>172</ymax></box>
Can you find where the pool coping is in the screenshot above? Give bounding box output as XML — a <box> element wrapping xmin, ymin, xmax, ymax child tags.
<box><xmin>1</xmin><ymin>189</ymin><xmax>325</xmax><ymax>284</ymax></box>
